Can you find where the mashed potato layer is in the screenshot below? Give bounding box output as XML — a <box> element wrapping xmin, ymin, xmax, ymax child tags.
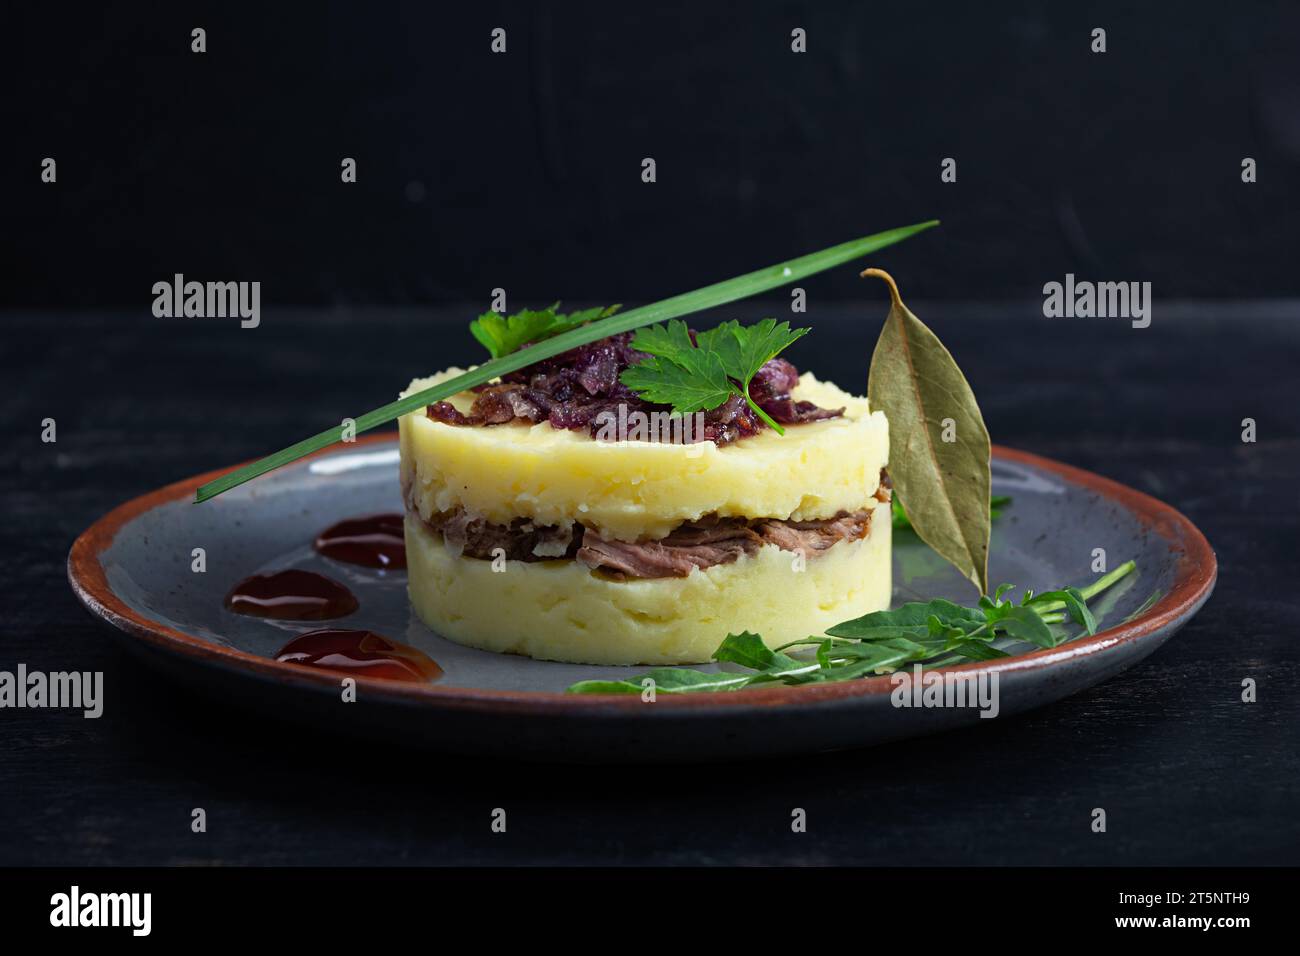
<box><xmin>404</xmin><ymin>502</ymin><xmax>891</xmax><ymax>666</ymax></box>
<box><xmin>399</xmin><ymin>369</ymin><xmax>888</xmax><ymax>541</ymax></box>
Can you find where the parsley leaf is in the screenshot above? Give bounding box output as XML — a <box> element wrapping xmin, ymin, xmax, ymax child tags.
<box><xmin>697</xmin><ymin>318</ymin><xmax>809</xmax><ymax>387</ymax></box>
<box><xmin>619</xmin><ymin>352</ymin><xmax>734</xmax><ymax>413</ymax></box>
<box><xmin>469</xmin><ymin>302</ymin><xmax>622</xmax><ymax>360</ymax></box>
<box><xmin>620</xmin><ymin>318</ymin><xmax>810</xmax><ymax>434</ymax></box>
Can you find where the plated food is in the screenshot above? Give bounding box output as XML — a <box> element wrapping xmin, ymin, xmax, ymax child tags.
<box><xmin>399</xmin><ymin>360</ymin><xmax>892</xmax><ymax>665</ymax></box>
<box><xmin>66</xmin><ymin>224</ymin><xmax>1217</xmax><ymax>757</ymax></box>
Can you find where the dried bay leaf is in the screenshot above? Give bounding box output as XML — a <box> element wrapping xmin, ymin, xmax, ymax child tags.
<box><xmin>863</xmin><ymin>268</ymin><xmax>991</xmax><ymax>594</ymax></box>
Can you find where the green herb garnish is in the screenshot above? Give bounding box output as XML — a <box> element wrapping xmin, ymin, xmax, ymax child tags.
<box><xmin>893</xmin><ymin>495</ymin><xmax>1011</xmax><ymax>531</ymax></box>
<box><xmin>469</xmin><ymin>302</ymin><xmax>622</xmax><ymax>359</ymax></box>
<box><xmin>194</xmin><ymin>220</ymin><xmax>939</xmax><ymax>502</ymax></box>
<box><xmin>620</xmin><ymin>318</ymin><xmax>808</xmax><ymax>433</ymax></box>
<box><xmin>864</xmin><ymin>269</ymin><xmax>992</xmax><ymax>594</ymax></box>
<box><xmin>565</xmin><ymin>561</ymin><xmax>1136</xmax><ymax>694</ymax></box>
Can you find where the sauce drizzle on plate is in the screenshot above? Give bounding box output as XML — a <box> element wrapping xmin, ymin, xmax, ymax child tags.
<box><xmin>275</xmin><ymin>629</ymin><xmax>443</xmax><ymax>683</ymax></box>
<box><xmin>225</xmin><ymin>569</ymin><xmax>359</xmax><ymax>620</ymax></box>
<box><xmin>314</xmin><ymin>513</ymin><xmax>407</xmax><ymax>569</ymax></box>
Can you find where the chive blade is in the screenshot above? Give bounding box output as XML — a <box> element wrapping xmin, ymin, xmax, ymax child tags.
<box><xmin>194</xmin><ymin>220</ymin><xmax>939</xmax><ymax>502</ymax></box>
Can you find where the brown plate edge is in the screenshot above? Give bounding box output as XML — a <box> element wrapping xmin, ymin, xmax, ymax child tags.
<box><xmin>67</xmin><ymin>434</ymin><xmax>1218</xmax><ymax>716</ymax></box>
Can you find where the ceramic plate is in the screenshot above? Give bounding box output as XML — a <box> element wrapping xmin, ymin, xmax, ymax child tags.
<box><xmin>68</xmin><ymin>435</ymin><xmax>1216</xmax><ymax>762</ymax></box>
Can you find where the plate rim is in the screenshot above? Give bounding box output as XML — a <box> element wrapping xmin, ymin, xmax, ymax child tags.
<box><xmin>67</xmin><ymin>433</ymin><xmax>1217</xmax><ymax>715</ymax></box>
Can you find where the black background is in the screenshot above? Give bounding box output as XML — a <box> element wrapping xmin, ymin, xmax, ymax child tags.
<box><xmin>3</xmin><ymin>0</ymin><xmax>1299</xmax><ymax>306</ymax></box>
<box><xmin>1</xmin><ymin>1</ymin><xmax>1298</xmax><ymax>869</ymax></box>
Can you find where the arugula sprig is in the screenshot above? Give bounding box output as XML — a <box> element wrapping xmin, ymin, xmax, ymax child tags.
<box><xmin>620</xmin><ymin>318</ymin><xmax>809</xmax><ymax>434</ymax></box>
<box><xmin>566</xmin><ymin>561</ymin><xmax>1136</xmax><ymax>694</ymax></box>
<box><xmin>470</xmin><ymin>303</ymin><xmax>622</xmax><ymax>360</ymax></box>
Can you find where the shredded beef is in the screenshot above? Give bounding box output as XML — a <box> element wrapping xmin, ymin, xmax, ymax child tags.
<box><xmin>416</xmin><ymin>502</ymin><xmax>883</xmax><ymax>579</ymax></box>
<box><xmin>424</xmin><ymin>510</ymin><xmax>579</xmax><ymax>562</ymax></box>
<box><xmin>750</xmin><ymin>511</ymin><xmax>872</xmax><ymax>555</ymax></box>
<box><xmin>426</xmin><ymin>332</ymin><xmax>844</xmax><ymax>445</ymax></box>
<box><xmin>576</xmin><ymin>510</ymin><xmax>875</xmax><ymax>578</ymax></box>
<box><xmin>577</xmin><ymin>519</ymin><xmax>766</xmax><ymax>579</ymax></box>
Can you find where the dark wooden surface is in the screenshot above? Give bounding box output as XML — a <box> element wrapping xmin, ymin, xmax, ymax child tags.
<box><xmin>2</xmin><ymin>301</ymin><xmax>1297</xmax><ymax>866</ymax></box>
